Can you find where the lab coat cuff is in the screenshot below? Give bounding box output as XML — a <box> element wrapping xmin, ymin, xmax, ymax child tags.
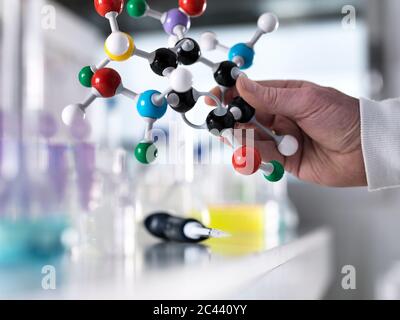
<box><xmin>360</xmin><ymin>97</ymin><xmax>400</xmax><ymax>191</ymax></box>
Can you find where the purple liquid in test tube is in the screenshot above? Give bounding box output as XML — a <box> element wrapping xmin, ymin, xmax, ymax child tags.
<box><xmin>39</xmin><ymin>111</ymin><xmax>58</xmax><ymax>140</ymax></box>
<box><xmin>0</xmin><ymin>110</ymin><xmax>3</xmax><ymax>176</ymax></box>
<box><xmin>47</xmin><ymin>144</ymin><xmax>68</xmax><ymax>204</ymax></box>
<box><xmin>0</xmin><ymin>129</ymin><xmax>7</xmax><ymax>215</ymax></box>
<box><xmin>73</xmin><ymin>143</ymin><xmax>95</xmax><ymax>212</ymax></box>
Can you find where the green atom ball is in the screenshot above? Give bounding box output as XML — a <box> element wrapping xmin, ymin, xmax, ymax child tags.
<box><xmin>78</xmin><ymin>66</ymin><xmax>94</xmax><ymax>88</ymax></box>
<box><xmin>135</xmin><ymin>142</ymin><xmax>158</xmax><ymax>164</ymax></box>
<box><xmin>127</xmin><ymin>0</ymin><xmax>147</xmax><ymax>18</ymax></box>
<box><xmin>264</xmin><ymin>160</ymin><xmax>285</xmax><ymax>182</ymax></box>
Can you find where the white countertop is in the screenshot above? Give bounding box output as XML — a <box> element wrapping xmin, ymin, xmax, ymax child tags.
<box><xmin>1</xmin><ymin>226</ymin><xmax>333</xmax><ymax>300</ymax></box>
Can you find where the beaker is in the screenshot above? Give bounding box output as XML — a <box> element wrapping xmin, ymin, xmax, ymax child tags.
<box><xmin>193</xmin><ymin>162</ymin><xmax>299</xmax><ymax>255</ymax></box>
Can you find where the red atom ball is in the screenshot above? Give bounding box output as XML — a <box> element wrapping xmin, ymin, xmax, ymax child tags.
<box><xmin>94</xmin><ymin>0</ymin><xmax>124</xmax><ymax>17</ymax></box>
<box><xmin>179</xmin><ymin>0</ymin><xmax>207</xmax><ymax>17</ymax></box>
<box><xmin>91</xmin><ymin>68</ymin><xmax>122</xmax><ymax>98</ymax></box>
<box><xmin>232</xmin><ymin>146</ymin><xmax>262</xmax><ymax>176</ymax></box>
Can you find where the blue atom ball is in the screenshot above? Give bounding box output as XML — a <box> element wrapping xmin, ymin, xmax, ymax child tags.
<box><xmin>137</xmin><ymin>90</ymin><xmax>168</xmax><ymax>119</ymax></box>
<box><xmin>228</xmin><ymin>43</ymin><xmax>255</xmax><ymax>70</ymax></box>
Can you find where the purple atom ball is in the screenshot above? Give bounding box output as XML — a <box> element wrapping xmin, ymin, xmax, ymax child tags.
<box><xmin>162</xmin><ymin>8</ymin><xmax>191</xmax><ymax>35</ymax></box>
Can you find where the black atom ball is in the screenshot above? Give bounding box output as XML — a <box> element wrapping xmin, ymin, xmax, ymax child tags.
<box><xmin>213</xmin><ymin>61</ymin><xmax>238</xmax><ymax>87</ymax></box>
<box><xmin>176</xmin><ymin>38</ymin><xmax>201</xmax><ymax>66</ymax></box>
<box><xmin>168</xmin><ymin>89</ymin><xmax>197</xmax><ymax>114</ymax></box>
<box><xmin>206</xmin><ymin>109</ymin><xmax>236</xmax><ymax>136</ymax></box>
<box><xmin>150</xmin><ymin>48</ymin><xmax>178</xmax><ymax>76</ymax></box>
<box><xmin>228</xmin><ymin>96</ymin><xmax>256</xmax><ymax>123</ymax></box>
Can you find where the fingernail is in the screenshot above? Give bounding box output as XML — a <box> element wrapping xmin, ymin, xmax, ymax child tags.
<box><xmin>238</xmin><ymin>77</ymin><xmax>257</xmax><ymax>93</ymax></box>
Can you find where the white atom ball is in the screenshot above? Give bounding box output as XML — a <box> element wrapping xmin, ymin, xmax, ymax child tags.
<box><xmin>258</xmin><ymin>13</ymin><xmax>279</xmax><ymax>33</ymax></box>
<box><xmin>170</xmin><ymin>68</ymin><xmax>193</xmax><ymax>93</ymax></box>
<box><xmin>105</xmin><ymin>32</ymin><xmax>133</xmax><ymax>59</ymax></box>
<box><xmin>278</xmin><ymin>135</ymin><xmax>299</xmax><ymax>157</ymax></box>
<box><xmin>199</xmin><ymin>31</ymin><xmax>218</xmax><ymax>51</ymax></box>
<box><xmin>62</xmin><ymin>104</ymin><xmax>85</xmax><ymax>126</ymax></box>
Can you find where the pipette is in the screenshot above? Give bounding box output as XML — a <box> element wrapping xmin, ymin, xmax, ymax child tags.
<box><xmin>144</xmin><ymin>212</ymin><xmax>230</xmax><ymax>243</ymax></box>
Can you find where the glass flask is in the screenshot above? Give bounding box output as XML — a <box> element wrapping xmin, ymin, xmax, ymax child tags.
<box><xmin>71</xmin><ymin>145</ymin><xmax>136</xmax><ymax>258</ymax></box>
<box><xmin>135</xmin><ymin>120</ymin><xmax>207</xmax><ymax>224</ymax></box>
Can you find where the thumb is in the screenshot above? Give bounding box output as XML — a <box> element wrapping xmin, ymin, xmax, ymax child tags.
<box><xmin>236</xmin><ymin>77</ymin><xmax>306</xmax><ymax>119</ymax></box>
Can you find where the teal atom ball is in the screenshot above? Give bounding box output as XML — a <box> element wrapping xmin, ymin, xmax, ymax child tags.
<box><xmin>137</xmin><ymin>90</ymin><xmax>168</xmax><ymax>119</ymax></box>
<box><xmin>228</xmin><ymin>43</ymin><xmax>255</xmax><ymax>70</ymax></box>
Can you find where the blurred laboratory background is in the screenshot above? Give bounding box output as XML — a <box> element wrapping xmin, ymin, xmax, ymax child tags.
<box><xmin>1</xmin><ymin>0</ymin><xmax>400</xmax><ymax>300</ymax></box>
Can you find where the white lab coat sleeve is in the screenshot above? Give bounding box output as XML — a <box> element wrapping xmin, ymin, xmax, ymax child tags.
<box><xmin>360</xmin><ymin>97</ymin><xmax>400</xmax><ymax>191</ymax></box>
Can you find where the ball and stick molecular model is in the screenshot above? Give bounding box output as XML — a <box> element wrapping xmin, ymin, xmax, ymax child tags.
<box><xmin>62</xmin><ymin>0</ymin><xmax>299</xmax><ymax>183</ymax></box>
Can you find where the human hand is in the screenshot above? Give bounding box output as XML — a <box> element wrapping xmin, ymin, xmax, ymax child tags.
<box><xmin>207</xmin><ymin>77</ymin><xmax>367</xmax><ymax>187</ymax></box>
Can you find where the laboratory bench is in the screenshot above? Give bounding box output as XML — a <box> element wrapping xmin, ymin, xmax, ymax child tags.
<box><xmin>0</xmin><ymin>227</ymin><xmax>333</xmax><ymax>300</ymax></box>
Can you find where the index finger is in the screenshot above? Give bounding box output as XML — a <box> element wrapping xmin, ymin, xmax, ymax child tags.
<box><xmin>205</xmin><ymin>86</ymin><xmax>238</xmax><ymax>106</ymax></box>
<box><xmin>205</xmin><ymin>80</ymin><xmax>315</xmax><ymax>106</ymax></box>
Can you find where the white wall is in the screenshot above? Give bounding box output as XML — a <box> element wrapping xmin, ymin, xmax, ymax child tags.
<box><xmin>289</xmin><ymin>183</ymin><xmax>400</xmax><ymax>299</ymax></box>
<box><xmin>381</xmin><ymin>0</ymin><xmax>400</xmax><ymax>98</ymax></box>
